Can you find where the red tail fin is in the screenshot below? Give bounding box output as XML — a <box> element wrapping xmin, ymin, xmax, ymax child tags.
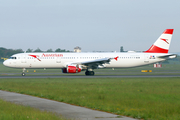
<box><xmin>144</xmin><ymin>29</ymin><xmax>174</xmax><ymax>53</ymax></box>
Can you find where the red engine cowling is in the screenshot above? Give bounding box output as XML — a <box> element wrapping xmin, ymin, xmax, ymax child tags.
<box><xmin>62</xmin><ymin>65</ymin><xmax>81</xmax><ymax>73</ymax></box>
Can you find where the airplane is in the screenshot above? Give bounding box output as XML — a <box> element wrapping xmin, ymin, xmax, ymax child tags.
<box><xmin>3</xmin><ymin>29</ymin><xmax>177</xmax><ymax>76</ymax></box>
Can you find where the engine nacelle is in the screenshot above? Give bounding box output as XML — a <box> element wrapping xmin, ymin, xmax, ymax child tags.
<box><xmin>97</xmin><ymin>64</ymin><xmax>106</xmax><ymax>69</ymax></box>
<box><xmin>62</xmin><ymin>65</ymin><xmax>81</xmax><ymax>73</ymax></box>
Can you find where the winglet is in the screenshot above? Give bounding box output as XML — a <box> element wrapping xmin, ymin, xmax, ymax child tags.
<box><xmin>114</xmin><ymin>56</ymin><xmax>119</xmax><ymax>61</ymax></box>
<box><xmin>144</xmin><ymin>29</ymin><xmax>174</xmax><ymax>53</ymax></box>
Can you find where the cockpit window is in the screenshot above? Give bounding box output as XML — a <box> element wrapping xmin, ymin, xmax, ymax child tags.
<box><xmin>9</xmin><ymin>57</ymin><xmax>17</xmax><ymax>59</ymax></box>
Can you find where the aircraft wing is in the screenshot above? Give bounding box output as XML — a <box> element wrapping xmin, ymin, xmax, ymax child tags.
<box><xmin>74</xmin><ymin>58</ymin><xmax>111</xmax><ymax>69</ymax></box>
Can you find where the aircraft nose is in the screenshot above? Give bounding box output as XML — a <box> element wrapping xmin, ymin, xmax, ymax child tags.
<box><xmin>3</xmin><ymin>60</ymin><xmax>8</xmax><ymax>66</ymax></box>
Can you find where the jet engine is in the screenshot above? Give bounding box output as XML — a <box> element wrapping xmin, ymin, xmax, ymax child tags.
<box><xmin>62</xmin><ymin>64</ymin><xmax>81</xmax><ymax>73</ymax></box>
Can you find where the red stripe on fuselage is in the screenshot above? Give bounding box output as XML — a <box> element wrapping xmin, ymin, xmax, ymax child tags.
<box><xmin>144</xmin><ymin>45</ymin><xmax>168</xmax><ymax>53</ymax></box>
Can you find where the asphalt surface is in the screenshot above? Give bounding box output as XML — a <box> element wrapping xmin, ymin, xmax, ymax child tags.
<box><xmin>0</xmin><ymin>90</ymin><xmax>137</xmax><ymax>120</ymax></box>
<box><xmin>0</xmin><ymin>74</ymin><xmax>180</xmax><ymax>78</ymax></box>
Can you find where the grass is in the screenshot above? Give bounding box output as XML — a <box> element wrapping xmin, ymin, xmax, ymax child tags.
<box><xmin>0</xmin><ymin>77</ymin><xmax>180</xmax><ymax>120</ymax></box>
<box><xmin>0</xmin><ymin>99</ymin><xmax>66</xmax><ymax>120</ymax></box>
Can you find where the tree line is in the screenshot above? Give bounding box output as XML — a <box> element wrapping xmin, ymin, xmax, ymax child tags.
<box><xmin>26</xmin><ymin>48</ymin><xmax>70</xmax><ymax>53</ymax></box>
<box><xmin>0</xmin><ymin>47</ymin><xmax>71</xmax><ymax>60</ymax></box>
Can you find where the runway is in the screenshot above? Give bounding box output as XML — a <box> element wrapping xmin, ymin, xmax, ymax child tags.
<box><xmin>0</xmin><ymin>74</ymin><xmax>180</xmax><ymax>78</ymax></box>
<box><xmin>0</xmin><ymin>90</ymin><xmax>137</xmax><ymax>120</ymax></box>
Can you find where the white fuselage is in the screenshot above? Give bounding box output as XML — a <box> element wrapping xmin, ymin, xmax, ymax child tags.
<box><xmin>3</xmin><ymin>52</ymin><xmax>168</xmax><ymax>69</ymax></box>
<box><xmin>2</xmin><ymin>29</ymin><xmax>176</xmax><ymax>76</ymax></box>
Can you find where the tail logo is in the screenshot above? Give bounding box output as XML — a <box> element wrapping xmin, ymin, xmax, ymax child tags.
<box><xmin>144</xmin><ymin>29</ymin><xmax>173</xmax><ymax>53</ymax></box>
<box><xmin>160</xmin><ymin>38</ymin><xmax>169</xmax><ymax>44</ymax></box>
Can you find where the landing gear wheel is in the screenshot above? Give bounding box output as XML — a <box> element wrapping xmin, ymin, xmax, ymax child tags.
<box><xmin>85</xmin><ymin>71</ymin><xmax>89</xmax><ymax>75</ymax></box>
<box><xmin>22</xmin><ymin>72</ymin><xmax>26</xmax><ymax>76</ymax></box>
<box><xmin>90</xmin><ymin>71</ymin><xmax>94</xmax><ymax>75</ymax></box>
<box><xmin>85</xmin><ymin>71</ymin><xmax>95</xmax><ymax>76</ymax></box>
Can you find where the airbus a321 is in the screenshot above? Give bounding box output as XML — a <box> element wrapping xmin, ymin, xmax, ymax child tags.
<box><xmin>3</xmin><ymin>29</ymin><xmax>177</xmax><ymax>76</ymax></box>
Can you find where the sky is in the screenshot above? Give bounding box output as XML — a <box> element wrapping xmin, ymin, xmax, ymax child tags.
<box><xmin>0</xmin><ymin>0</ymin><xmax>180</xmax><ymax>52</ymax></box>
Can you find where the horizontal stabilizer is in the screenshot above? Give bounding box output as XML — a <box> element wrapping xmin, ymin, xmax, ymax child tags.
<box><xmin>157</xmin><ymin>54</ymin><xmax>177</xmax><ymax>59</ymax></box>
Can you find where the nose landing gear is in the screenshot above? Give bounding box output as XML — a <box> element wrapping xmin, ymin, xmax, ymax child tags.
<box><xmin>22</xmin><ymin>68</ymin><xmax>26</xmax><ymax>76</ymax></box>
<box><xmin>22</xmin><ymin>72</ymin><xmax>26</xmax><ymax>76</ymax></box>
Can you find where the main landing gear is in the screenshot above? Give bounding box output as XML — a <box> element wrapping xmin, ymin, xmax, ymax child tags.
<box><xmin>85</xmin><ymin>71</ymin><xmax>95</xmax><ymax>76</ymax></box>
<box><xmin>22</xmin><ymin>68</ymin><xmax>26</xmax><ymax>76</ymax></box>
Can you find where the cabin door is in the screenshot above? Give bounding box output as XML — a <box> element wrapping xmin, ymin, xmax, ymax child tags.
<box><xmin>56</xmin><ymin>57</ymin><xmax>61</xmax><ymax>63</ymax></box>
<box><xmin>144</xmin><ymin>55</ymin><xmax>149</xmax><ymax>63</ymax></box>
<box><xmin>21</xmin><ymin>55</ymin><xmax>26</xmax><ymax>63</ymax></box>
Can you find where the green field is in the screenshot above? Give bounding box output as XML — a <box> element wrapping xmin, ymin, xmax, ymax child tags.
<box><xmin>0</xmin><ymin>99</ymin><xmax>65</xmax><ymax>120</ymax></box>
<box><xmin>0</xmin><ymin>78</ymin><xmax>180</xmax><ymax>120</ymax></box>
